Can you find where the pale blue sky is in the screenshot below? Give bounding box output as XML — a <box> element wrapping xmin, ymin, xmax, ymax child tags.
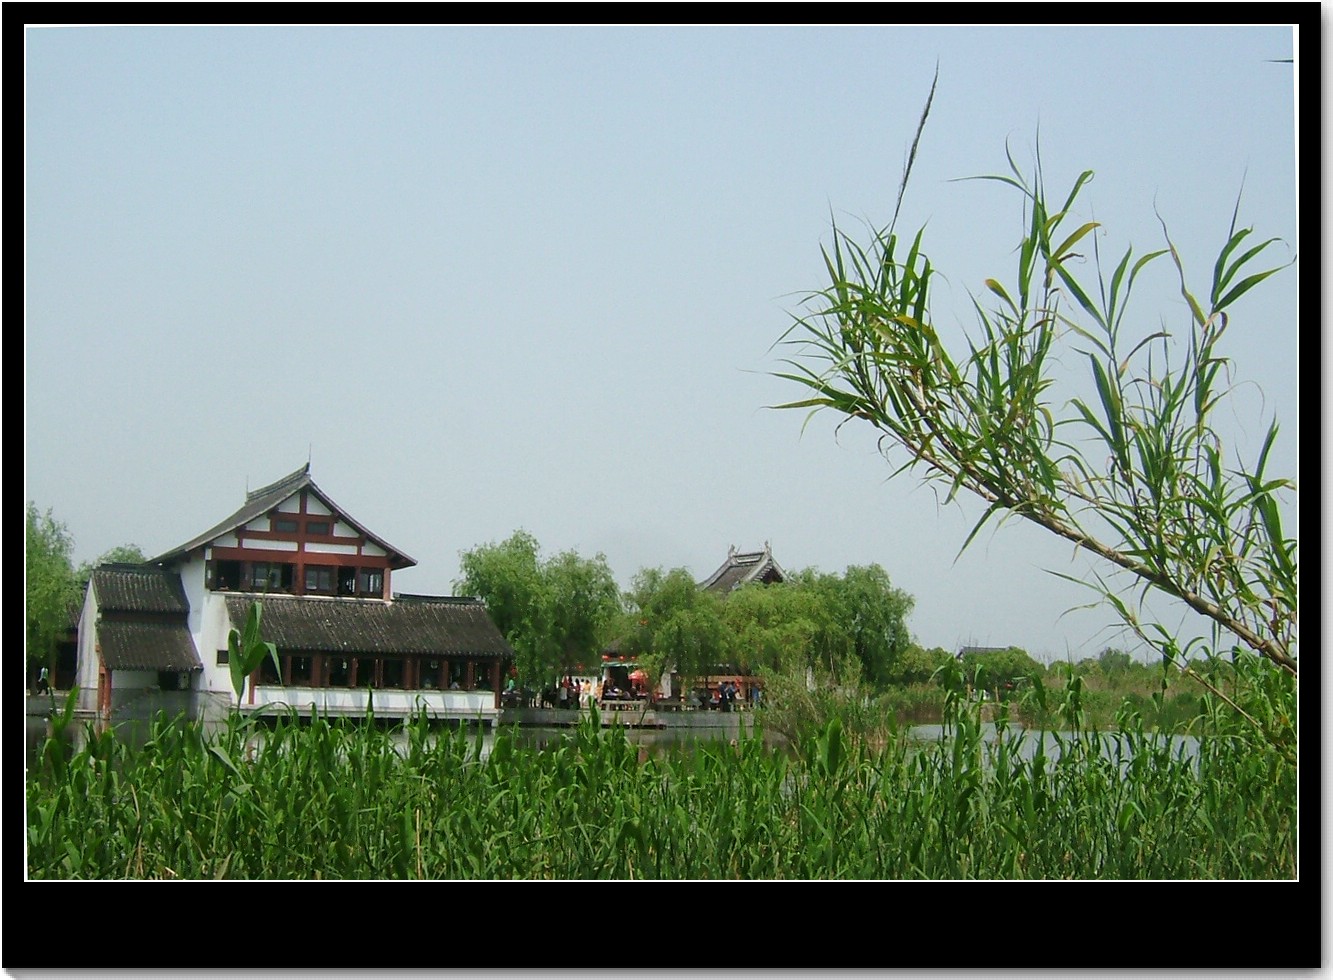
<box><xmin>24</xmin><ymin>24</ymin><xmax>1301</xmax><ymax>662</ymax></box>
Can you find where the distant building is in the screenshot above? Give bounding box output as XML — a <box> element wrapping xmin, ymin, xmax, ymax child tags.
<box><xmin>698</xmin><ymin>543</ymin><xmax>787</xmax><ymax>594</ymax></box>
<box><xmin>75</xmin><ymin>464</ymin><xmax>513</xmax><ymax>723</ymax></box>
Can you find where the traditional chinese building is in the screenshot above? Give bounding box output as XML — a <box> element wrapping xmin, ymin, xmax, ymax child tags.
<box><xmin>698</xmin><ymin>543</ymin><xmax>787</xmax><ymax>594</ymax></box>
<box><xmin>75</xmin><ymin>464</ymin><xmax>513</xmax><ymax>722</ymax></box>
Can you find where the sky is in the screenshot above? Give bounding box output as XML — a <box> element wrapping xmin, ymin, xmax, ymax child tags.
<box><xmin>24</xmin><ymin>24</ymin><xmax>1302</xmax><ymax>664</ymax></box>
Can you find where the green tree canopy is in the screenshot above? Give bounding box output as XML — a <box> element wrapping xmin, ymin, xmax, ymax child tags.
<box><xmin>784</xmin><ymin>565</ymin><xmax>915</xmax><ymax>687</ymax></box>
<box><xmin>719</xmin><ymin>579</ymin><xmax>822</xmax><ymax>677</ymax></box>
<box><xmin>1096</xmin><ymin>647</ymin><xmax>1134</xmax><ymax>680</ymax></box>
<box><xmin>456</xmin><ymin>530</ymin><xmax>621</xmax><ymax>685</ymax></box>
<box><xmin>959</xmin><ymin>646</ymin><xmax>1043</xmax><ymax>693</ymax></box>
<box><xmin>619</xmin><ymin>562</ymin><xmax>916</xmax><ymax>693</ymax></box>
<box><xmin>619</xmin><ymin>567</ymin><xmax>728</xmax><ymax>688</ymax></box>
<box><xmin>76</xmin><ymin>543</ymin><xmax>149</xmax><ymax>588</ymax></box>
<box><xmin>26</xmin><ymin>503</ymin><xmax>78</xmax><ymax>671</ymax></box>
<box><xmin>543</xmin><ymin>548</ymin><xmax>624</xmax><ymax>673</ymax></box>
<box><xmin>886</xmin><ymin>643</ymin><xmax>954</xmax><ymax>687</ymax></box>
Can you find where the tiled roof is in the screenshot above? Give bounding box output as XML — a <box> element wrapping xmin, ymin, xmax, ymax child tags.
<box><xmin>698</xmin><ymin>544</ymin><xmax>787</xmax><ymax>593</ymax></box>
<box><xmin>225</xmin><ymin>594</ymin><xmax>514</xmax><ymax>659</ymax></box>
<box><xmin>97</xmin><ymin>621</ymin><xmax>203</xmax><ymax>672</ymax></box>
<box><xmin>92</xmin><ymin>565</ymin><xmax>190</xmax><ymax>615</ymax></box>
<box><xmin>149</xmin><ymin>463</ymin><xmax>416</xmax><ymax>570</ymax></box>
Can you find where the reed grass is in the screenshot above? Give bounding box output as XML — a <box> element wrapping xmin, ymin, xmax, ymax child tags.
<box><xmin>26</xmin><ymin>694</ymin><xmax>1294</xmax><ymax>879</ymax></box>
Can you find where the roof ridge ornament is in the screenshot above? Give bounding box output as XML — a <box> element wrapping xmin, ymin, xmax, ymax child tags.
<box><xmin>245</xmin><ymin>463</ymin><xmax>313</xmax><ymax>503</ymax></box>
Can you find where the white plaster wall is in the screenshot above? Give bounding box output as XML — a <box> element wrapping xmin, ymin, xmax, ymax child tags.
<box><xmin>306</xmin><ymin>497</ymin><xmax>332</xmax><ymax>516</ymax></box>
<box><xmin>177</xmin><ymin>555</ymin><xmax>233</xmax><ymax>698</ymax></box>
<box><xmin>362</xmin><ymin>542</ymin><xmax>386</xmax><ymax>557</ymax></box>
<box><xmin>244</xmin><ymin>539</ymin><xmax>299</xmax><ymax>552</ymax></box>
<box><xmin>277</xmin><ymin>498</ymin><xmax>300</xmax><ymax>513</ymax></box>
<box><xmin>75</xmin><ymin>584</ymin><xmax>101</xmax><ymax>712</ymax></box>
<box><xmin>333</xmin><ymin>520</ymin><xmax>355</xmax><ymax>536</ymax></box>
<box><xmin>214</xmin><ymin>533</ymin><xmax>240</xmax><ymax>548</ymax></box>
<box><xmin>248</xmin><ymin>687</ymin><xmax>497</xmax><ymax>718</ymax></box>
<box><xmin>197</xmin><ymin>592</ymin><xmax>236</xmax><ymax>697</ymax></box>
<box><xmin>305</xmin><ymin>542</ymin><xmax>358</xmax><ymax>555</ymax></box>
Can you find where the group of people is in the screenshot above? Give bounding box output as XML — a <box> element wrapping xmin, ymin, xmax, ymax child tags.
<box><xmin>556</xmin><ymin>675</ymin><xmax>585</xmax><ymax>708</ymax></box>
<box><xmin>713</xmin><ymin>680</ymin><xmax>742</xmax><ymax>712</ymax></box>
<box><xmin>599</xmin><ymin>680</ymin><xmax>643</xmax><ymax>702</ymax></box>
<box><xmin>529</xmin><ymin>675</ymin><xmax>592</xmax><ymax>709</ymax></box>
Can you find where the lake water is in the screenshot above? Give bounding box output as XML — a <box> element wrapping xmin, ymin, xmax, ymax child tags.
<box><xmin>906</xmin><ymin>722</ymin><xmax>1201</xmax><ymax>764</ymax></box>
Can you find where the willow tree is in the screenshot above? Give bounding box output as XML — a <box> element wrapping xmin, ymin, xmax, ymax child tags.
<box><xmin>773</xmin><ymin>87</ymin><xmax>1295</xmax><ymax>745</ymax></box>
<box><xmin>26</xmin><ymin>503</ymin><xmax>78</xmax><ymax>679</ymax></box>
<box><xmin>619</xmin><ymin>567</ymin><xmax>729</xmax><ymax>693</ymax></box>
<box><xmin>457</xmin><ymin>531</ymin><xmax>622</xmax><ymax>686</ymax></box>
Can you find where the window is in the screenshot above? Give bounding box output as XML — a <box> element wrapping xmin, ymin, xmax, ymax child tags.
<box><xmin>208</xmin><ymin>560</ymin><xmax>242</xmax><ymax>591</ymax></box>
<box><xmin>338</xmin><ymin>567</ymin><xmax>357</xmax><ymax>595</ymax></box>
<box><xmin>258</xmin><ymin>656</ymin><xmax>282</xmax><ymax>685</ymax></box>
<box><xmin>304</xmin><ymin>565</ymin><xmax>335</xmax><ymax>594</ymax></box>
<box><xmin>306</xmin><ymin>520</ymin><xmax>331</xmax><ymax>536</ymax></box>
<box><xmin>249</xmin><ymin>562</ymin><xmax>294</xmax><ymax>592</ymax></box>
<box><xmin>358</xmin><ymin>569</ymin><xmax>383</xmax><ymax>596</ymax></box>
<box><xmin>289</xmin><ymin>656</ymin><xmax>313</xmax><ymax>686</ymax></box>
<box><xmin>216</xmin><ymin>649</ymin><xmax>229</xmax><ymax>666</ymax></box>
<box><xmin>382</xmin><ymin>658</ymin><xmax>406</xmax><ymax>689</ymax></box>
<box><xmin>158</xmin><ymin>671</ymin><xmax>189</xmax><ymax>691</ymax></box>
<box><xmin>327</xmin><ymin>657</ymin><xmax>352</xmax><ymax>688</ymax></box>
<box><xmin>273</xmin><ymin>517</ymin><xmax>299</xmax><ymax>533</ymax></box>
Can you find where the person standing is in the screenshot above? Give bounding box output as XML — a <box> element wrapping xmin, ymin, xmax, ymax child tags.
<box><xmin>37</xmin><ymin>665</ymin><xmax>49</xmax><ymax>695</ymax></box>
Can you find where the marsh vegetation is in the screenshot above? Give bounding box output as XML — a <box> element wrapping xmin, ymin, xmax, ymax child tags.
<box><xmin>27</xmin><ymin>666</ymin><xmax>1293</xmax><ymax>880</ymax></box>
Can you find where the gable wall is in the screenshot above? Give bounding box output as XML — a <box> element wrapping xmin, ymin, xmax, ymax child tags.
<box><xmin>181</xmin><ymin>553</ymin><xmax>233</xmax><ymax>696</ymax></box>
<box><xmin>75</xmin><ymin>584</ymin><xmax>101</xmax><ymax>713</ymax></box>
<box><xmin>204</xmin><ymin>486</ymin><xmax>395</xmax><ymax>596</ymax></box>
